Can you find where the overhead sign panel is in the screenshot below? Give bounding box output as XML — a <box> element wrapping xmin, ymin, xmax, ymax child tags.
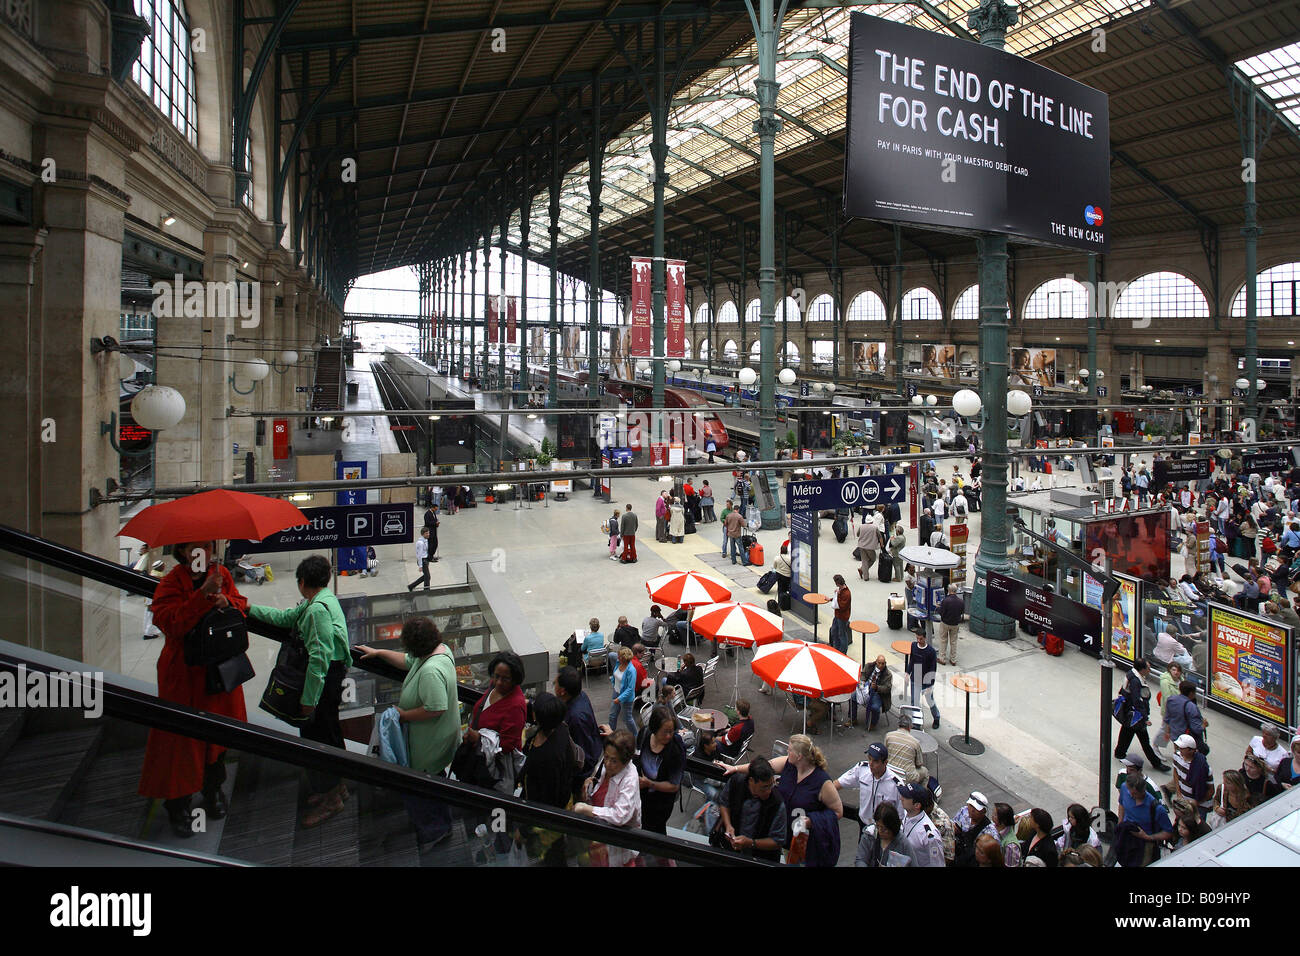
<box><xmin>227</xmin><ymin>504</ymin><xmax>414</xmax><ymax>557</ymax></box>
<box><xmin>1242</xmin><ymin>450</ymin><xmax>1293</xmax><ymax>476</ymax></box>
<box><xmin>1151</xmin><ymin>457</ymin><xmax>1211</xmax><ymax>486</ymax></box>
<box><xmin>986</xmin><ymin>571</ymin><xmax>1102</xmax><ymax>657</ymax></box>
<box><xmin>844</xmin><ymin>12</ymin><xmax>1110</xmax><ymax>252</ymax></box>
<box><xmin>786</xmin><ymin>473</ymin><xmax>907</xmax><ymax>513</ymax></box>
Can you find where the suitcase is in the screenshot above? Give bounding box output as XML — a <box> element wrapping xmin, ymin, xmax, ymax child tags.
<box><xmin>749</xmin><ymin>543</ymin><xmax>764</xmax><ymax>566</ymax></box>
<box><xmin>888</xmin><ymin>605</ymin><xmax>903</xmax><ymax>630</ymax></box>
<box><xmin>779</xmin><ymin>589</ymin><xmax>791</xmax><ymax>611</ymax></box>
<box><xmin>833</xmin><ymin>517</ymin><xmax>849</xmax><ymax>543</ymax></box>
<box><xmin>1044</xmin><ymin>633</ymin><xmax>1065</xmax><ymax>656</ymax></box>
<box><xmin>685</xmin><ymin>514</ymin><xmax>697</xmax><ymax>535</ymax></box>
<box><xmin>741</xmin><ymin>534</ymin><xmax>757</xmax><ymax>552</ymax></box>
<box><xmin>878</xmin><ymin>551</ymin><xmax>893</xmax><ymax>583</ymax></box>
<box><xmin>757</xmin><ymin>570</ymin><xmax>777</xmax><ymax>594</ymax></box>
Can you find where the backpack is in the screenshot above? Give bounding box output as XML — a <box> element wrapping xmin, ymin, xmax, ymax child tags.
<box><xmin>1112</xmin><ymin>689</ymin><xmax>1131</xmax><ymax>723</ymax></box>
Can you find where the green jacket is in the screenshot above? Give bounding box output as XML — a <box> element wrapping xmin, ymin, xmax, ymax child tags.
<box><xmin>250</xmin><ymin>589</ymin><xmax>351</xmax><ymax>707</ymax></box>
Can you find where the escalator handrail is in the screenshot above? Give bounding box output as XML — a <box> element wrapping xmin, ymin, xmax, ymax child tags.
<box><xmin>1</xmin><ymin>523</ymin><xmax>727</xmax><ymax>781</ymax></box>
<box><xmin>0</xmin><ymin>651</ymin><xmax>765</xmax><ymax>866</ymax></box>
<box><xmin>0</xmin><ymin>811</ymin><xmax>254</xmax><ymax>867</ymax></box>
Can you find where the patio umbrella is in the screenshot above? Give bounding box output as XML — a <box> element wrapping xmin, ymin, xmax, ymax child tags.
<box><xmin>751</xmin><ymin>640</ymin><xmax>860</xmax><ymax>733</ymax></box>
<box><xmin>689</xmin><ymin>601</ymin><xmax>785</xmax><ymax>702</ymax></box>
<box><xmin>646</xmin><ymin>571</ymin><xmax>732</xmax><ymax>651</ymax></box>
<box><xmin>120</xmin><ymin>489</ymin><xmax>309</xmax><ymax>548</ymax></box>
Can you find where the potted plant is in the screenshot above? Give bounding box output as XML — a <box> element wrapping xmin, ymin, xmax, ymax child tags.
<box><xmin>537</xmin><ymin>437</ymin><xmax>554</xmax><ymax>469</ymax></box>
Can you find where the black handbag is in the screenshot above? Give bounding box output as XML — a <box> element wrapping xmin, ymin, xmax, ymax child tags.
<box><xmin>206</xmin><ymin>652</ymin><xmax>255</xmax><ymax>695</ymax></box>
<box><xmin>259</xmin><ymin>636</ymin><xmax>310</xmax><ymax>725</ymax></box>
<box><xmin>184</xmin><ymin>606</ymin><xmax>249</xmax><ymax>666</ymax></box>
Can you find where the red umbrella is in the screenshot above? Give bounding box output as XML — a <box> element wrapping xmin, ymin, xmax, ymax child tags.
<box><xmin>689</xmin><ymin>602</ymin><xmax>784</xmax><ymax>649</ymax></box>
<box><xmin>119</xmin><ymin>489</ymin><xmax>309</xmax><ymax>548</ymax></box>
<box><xmin>751</xmin><ymin>641</ymin><xmax>859</xmax><ymax>734</ymax></box>
<box><xmin>645</xmin><ymin>570</ymin><xmax>732</xmax><ymax>609</ymax></box>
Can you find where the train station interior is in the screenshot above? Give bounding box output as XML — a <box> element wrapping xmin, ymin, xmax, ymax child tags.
<box><xmin>3</xmin><ymin>0</ymin><xmax>1300</xmax><ymax>876</ymax></box>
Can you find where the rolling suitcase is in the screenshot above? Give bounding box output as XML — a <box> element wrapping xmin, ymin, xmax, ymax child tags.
<box><xmin>757</xmin><ymin>570</ymin><xmax>777</xmax><ymax>593</ymax></box>
<box><xmin>877</xmin><ymin>551</ymin><xmax>893</xmax><ymax>583</ymax></box>
<box><xmin>832</xmin><ymin>517</ymin><xmax>849</xmax><ymax>543</ymax></box>
<box><xmin>887</xmin><ymin>594</ymin><xmax>904</xmax><ymax>630</ymax></box>
<box><xmin>748</xmin><ymin>543</ymin><xmax>764</xmax><ymax>566</ymax></box>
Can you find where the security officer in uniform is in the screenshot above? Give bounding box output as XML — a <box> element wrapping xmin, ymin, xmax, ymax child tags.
<box><xmin>834</xmin><ymin>742</ymin><xmax>903</xmax><ymax>832</ymax></box>
<box><xmin>898</xmin><ymin>783</ymin><xmax>945</xmax><ymax>867</ymax></box>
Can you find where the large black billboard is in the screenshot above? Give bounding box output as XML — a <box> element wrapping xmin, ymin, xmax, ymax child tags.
<box><xmin>844</xmin><ymin>12</ymin><xmax>1110</xmax><ymax>252</ymax></box>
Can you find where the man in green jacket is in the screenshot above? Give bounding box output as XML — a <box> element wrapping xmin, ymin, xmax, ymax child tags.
<box><xmin>248</xmin><ymin>554</ymin><xmax>353</xmax><ymax>827</ymax></box>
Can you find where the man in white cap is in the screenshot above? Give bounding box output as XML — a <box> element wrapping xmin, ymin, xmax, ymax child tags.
<box><xmin>1245</xmin><ymin>722</ymin><xmax>1289</xmax><ymax>779</ymax></box>
<box><xmin>1169</xmin><ymin>734</ymin><xmax>1214</xmax><ymax>819</ymax></box>
<box><xmin>952</xmin><ymin>791</ymin><xmax>997</xmax><ymax>867</ymax></box>
<box><xmin>1115</xmin><ymin>752</ymin><xmax>1161</xmax><ymax>807</ymax></box>
<box><xmin>834</xmin><ymin>742</ymin><xmax>902</xmax><ymax>832</ymax></box>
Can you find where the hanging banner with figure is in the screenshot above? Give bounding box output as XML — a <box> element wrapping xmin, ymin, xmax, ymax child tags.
<box><xmin>666</xmin><ymin>259</ymin><xmax>686</xmax><ymax>357</ymax></box>
<box><xmin>487</xmin><ymin>296</ymin><xmax>499</xmax><ymax>344</ymax></box>
<box><xmin>843</xmin><ymin>11</ymin><xmax>1111</xmax><ymax>253</ymax></box>
<box><xmin>852</xmin><ymin>341</ymin><xmax>888</xmax><ymax>375</ymax></box>
<box><xmin>629</xmin><ymin>256</ymin><xmax>652</xmax><ymax>357</ymax></box>
<box><xmin>506</xmin><ymin>296</ymin><xmax>517</xmax><ymax>344</ymax></box>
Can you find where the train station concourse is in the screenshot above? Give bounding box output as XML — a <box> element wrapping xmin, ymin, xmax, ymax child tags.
<box><xmin>4</xmin><ymin>0</ymin><xmax>1300</xmax><ymax>903</ymax></box>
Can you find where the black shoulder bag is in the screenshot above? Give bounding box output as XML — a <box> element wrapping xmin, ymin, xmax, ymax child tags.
<box><xmin>184</xmin><ymin>605</ymin><xmax>254</xmax><ymax>696</ymax></box>
<box><xmin>259</xmin><ymin>600</ymin><xmax>317</xmax><ymax>725</ymax></box>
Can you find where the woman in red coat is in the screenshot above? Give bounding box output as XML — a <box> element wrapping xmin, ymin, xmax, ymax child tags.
<box><xmin>137</xmin><ymin>541</ymin><xmax>248</xmax><ymax>837</ymax></box>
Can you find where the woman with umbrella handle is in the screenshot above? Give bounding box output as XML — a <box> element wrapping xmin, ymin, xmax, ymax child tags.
<box><xmin>137</xmin><ymin>541</ymin><xmax>248</xmax><ymax>838</ymax></box>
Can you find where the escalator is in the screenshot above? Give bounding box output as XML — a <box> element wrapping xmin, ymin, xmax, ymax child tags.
<box><xmin>0</xmin><ymin>526</ymin><xmax>758</xmax><ymax>867</ymax></box>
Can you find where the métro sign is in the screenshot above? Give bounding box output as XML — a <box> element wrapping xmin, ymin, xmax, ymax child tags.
<box><xmin>786</xmin><ymin>473</ymin><xmax>906</xmax><ymax>513</ymax></box>
<box><xmin>844</xmin><ymin>12</ymin><xmax>1110</xmax><ymax>253</ymax></box>
<box><xmin>985</xmin><ymin>571</ymin><xmax>1101</xmax><ymax>657</ymax></box>
<box><xmin>227</xmin><ymin>504</ymin><xmax>414</xmax><ymax>558</ymax></box>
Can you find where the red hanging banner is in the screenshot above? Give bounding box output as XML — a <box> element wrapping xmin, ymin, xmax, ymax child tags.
<box><xmin>487</xmin><ymin>296</ymin><xmax>499</xmax><ymax>343</ymax></box>
<box><xmin>629</xmin><ymin>256</ymin><xmax>652</xmax><ymax>357</ymax></box>
<box><xmin>666</xmin><ymin>258</ymin><xmax>686</xmax><ymax>358</ymax></box>
<box><xmin>507</xmin><ymin>296</ymin><xmax>517</xmax><ymax>344</ymax></box>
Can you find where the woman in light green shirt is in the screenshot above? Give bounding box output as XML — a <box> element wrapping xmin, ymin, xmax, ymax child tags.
<box><xmin>359</xmin><ymin>617</ymin><xmax>460</xmax><ymax>846</ymax></box>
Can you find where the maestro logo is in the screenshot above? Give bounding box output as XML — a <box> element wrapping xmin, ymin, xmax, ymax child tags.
<box><xmin>1084</xmin><ymin>205</ymin><xmax>1105</xmax><ymax>227</ymax></box>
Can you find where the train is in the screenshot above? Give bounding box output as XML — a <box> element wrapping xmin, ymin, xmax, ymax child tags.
<box><xmin>507</xmin><ymin>362</ymin><xmax>731</xmax><ymax>452</ymax></box>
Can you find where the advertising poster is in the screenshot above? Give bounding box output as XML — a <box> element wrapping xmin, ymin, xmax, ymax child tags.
<box><xmin>1196</xmin><ymin>520</ymin><xmax>1210</xmax><ymax>576</ymax></box>
<box><xmin>843</xmin><ymin>12</ymin><xmax>1110</xmax><ymax>253</ymax></box>
<box><xmin>1009</xmin><ymin>348</ymin><xmax>1056</xmax><ymax>390</ymax></box>
<box><xmin>487</xmin><ymin>296</ymin><xmax>499</xmax><ymax>344</ymax></box>
<box><xmin>629</xmin><ymin>256</ymin><xmax>652</xmax><ymax>357</ymax></box>
<box><xmin>788</xmin><ymin>507</ymin><xmax>816</xmax><ymax>624</ymax></box>
<box><xmin>549</xmin><ymin>459</ymin><xmax>574</xmax><ymax>495</ymax></box>
<box><xmin>666</xmin><ymin>259</ymin><xmax>686</xmax><ymax>357</ymax></box>
<box><xmin>920</xmin><ymin>344</ymin><xmax>957</xmax><ymax>378</ymax></box>
<box><xmin>1207</xmin><ymin>604</ymin><xmax>1290</xmax><ymax>725</ymax></box>
<box><xmin>1108</xmin><ymin>573</ymin><xmax>1138</xmax><ymax>665</ymax></box>
<box><xmin>1084</xmin><ymin>511</ymin><xmax>1170</xmax><ymax>580</ymax></box>
<box><xmin>610</xmin><ymin>327</ymin><xmax>633</xmax><ymax>380</ymax></box>
<box><xmin>1141</xmin><ymin>580</ymin><xmax>1208</xmax><ymax>680</ymax></box>
<box><xmin>506</xmin><ymin>296</ymin><xmax>517</xmax><ymax>344</ymax></box>
<box><xmin>852</xmin><ymin>341</ymin><xmax>888</xmax><ymax>375</ymax></box>
<box><xmin>949</xmin><ymin>521</ymin><xmax>968</xmax><ymax>586</ymax></box>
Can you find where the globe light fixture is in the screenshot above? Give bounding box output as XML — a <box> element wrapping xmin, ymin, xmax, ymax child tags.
<box><xmin>1006</xmin><ymin>389</ymin><xmax>1032</xmax><ymax>417</ymax></box>
<box><xmin>130</xmin><ymin>385</ymin><xmax>187</xmax><ymax>431</ymax></box>
<box><xmin>667</xmin><ymin>359</ymin><xmax>681</xmax><ymax>372</ymax></box>
<box><xmin>925</xmin><ymin>394</ymin><xmax>938</xmax><ymax>407</ymax></box>
<box><xmin>911</xmin><ymin>395</ymin><xmax>923</xmax><ymax>406</ymax></box>
<box><xmin>778</xmin><ymin>368</ymin><xmax>796</xmax><ymax>386</ymax></box>
<box><xmin>1235</xmin><ymin>378</ymin><xmax>1250</xmax><ymax>390</ymax></box>
<box><xmin>952</xmin><ymin>389</ymin><xmax>982</xmax><ymax>417</ymax></box>
<box><xmin>738</xmin><ymin>367</ymin><xmax>758</xmax><ymax>386</ymax></box>
<box><xmin>1256</xmin><ymin>379</ymin><xmax>1266</xmax><ymax>391</ymax></box>
<box><xmin>1078</xmin><ymin>368</ymin><xmax>1090</xmax><ymax>379</ymax></box>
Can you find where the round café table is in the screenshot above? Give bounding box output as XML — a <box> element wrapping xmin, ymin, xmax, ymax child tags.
<box><xmin>949</xmin><ymin>673</ymin><xmax>987</xmax><ymax>755</ymax></box>
<box><xmin>688</xmin><ymin>707</ymin><xmax>729</xmax><ymax>733</ymax></box>
<box><xmin>802</xmin><ymin>592</ymin><xmax>831</xmax><ymax>644</ymax></box>
<box><xmin>849</xmin><ymin>620</ymin><xmax>880</xmax><ymax>669</ymax></box>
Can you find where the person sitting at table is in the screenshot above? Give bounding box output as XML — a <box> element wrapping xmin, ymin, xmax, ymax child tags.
<box><xmin>640</xmin><ymin>605</ymin><xmax>667</xmax><ymax>647</ymax></box>
<box><xmin>659</xmin><ymin>651</ymin><xmax>703</xmax><ymax>700</ymax></box>
<box><xmin>580</xmin><ymin>618</ymin><xmax>605</xmax><ymax>665</ymax></box>
<box><xmin>715</xmin><ymin>699</ymin><xmax>755</xmax><ymax>760</ymax></box>
<box><xmin>612</xmin><ymin>615</ymin><xmax>640</xmax><ymax>649</ymax></box>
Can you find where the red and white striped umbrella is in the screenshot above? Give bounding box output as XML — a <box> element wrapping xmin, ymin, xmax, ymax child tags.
<box><xmin>645</xmin><ymin>570</ymin><xmax>732</xmax><ymax>609</ymax></box>
<box><xmin>750</xmin><ymin>641</ymin><xmax>859</xmax><ymax>699</ymax></box>
<box><xmin>689</xmin><ymin>602</ymin><xmax>784</xmax><ymax>649</ymax></box>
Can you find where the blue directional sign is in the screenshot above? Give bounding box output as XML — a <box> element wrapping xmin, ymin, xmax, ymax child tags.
<box><xmin>786</xmin><ymin>473</ymin><xmax>907</xmax><ymax>513</ymax></box>
<box><xmin>227</xmin><ymin>504</ymin><xmax>414</xmax><ymax>558</ymax></box>
<box><xmin>1096</xmin><ymin>385</ymin><xmax>1107</xmax><ymax>398</ymax></box>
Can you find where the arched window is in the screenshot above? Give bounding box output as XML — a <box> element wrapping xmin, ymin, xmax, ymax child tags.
<box><xmin>784</xmin><ymin>342</ymin><xmax>800</xmax><ymax>367</ymax></box>
<box><xmin>1231</xmin><ymin>262</ymin><xmax>1300</xmax><ymax>317</ymax></box>
<box><xmin>242</xmin><ymin>132</ymin><xmax>254</xmax><ymax>210</ymax></box>
<box><xmin>698</xmin><ymin>338</ymin><xmax>710</xmax><ymax>359</ymax></box>
<box><xmin>902</xmin><ymin>287</ymin><xmax>942</xmax><ymax>321</ymax></box>
<box><xmin>952</xmin><ymin>284</ymin><xmax>979</xmax><ymax>321</ymax></box>
<box><xmin>749</xmin><ymin>340</ymin><xmax>763</xmax><ymax>361</ymax></box>
<box><xmin>682</xmin><ymin>340</ymin><xmax>693</xmax><ymax>359</ymax></box>
<box><xmin>807</xmin><ymin>293</ymin><xmax>835</xmax><ymax>322</ymax></box>
<box><xmin>811</xmin><ymin>340</ymin><xmax>833</xmax><ymax>367</ymax></box>
<box><xmin>723</xmin><ymin>339</ymin><xmax>738</xmax><ymax>360</ymax></box>
<box><xmin>132</xmin><ymin>0</ymin><xmax>199</xmax><ymax>146</ymax></box>
<box><xmin>846</xmin><ymin>290</ymin><xmax>887</xmax><ymax>322</ymax></box>
<box><xmin>1113</xmin><ymin>272</ymin><xmax>1209</xmax><ymax>321</ymax></box>
<box><xmin>745</xmin><ymin>298</ymin><xmax>761</xmax><ymax>325</ymax></box>
<box><xmin>1024</xmin><ymin>277</ymin><xmax>1089</xmax><ymax>319</ymax></box>
<box><xmin>776</xmin><ymin>295</ymin><xmax>801</xmax><ymax>324</ymax></box>
<box><xmin>717</xmin><ymin>302</ymin><xmax>738</xmax><ymax>323</ymax></box>
<box><xmin>696</xmin><ymin>302</ymin><xmax>712</xmax><ymax>325</ymax></box>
